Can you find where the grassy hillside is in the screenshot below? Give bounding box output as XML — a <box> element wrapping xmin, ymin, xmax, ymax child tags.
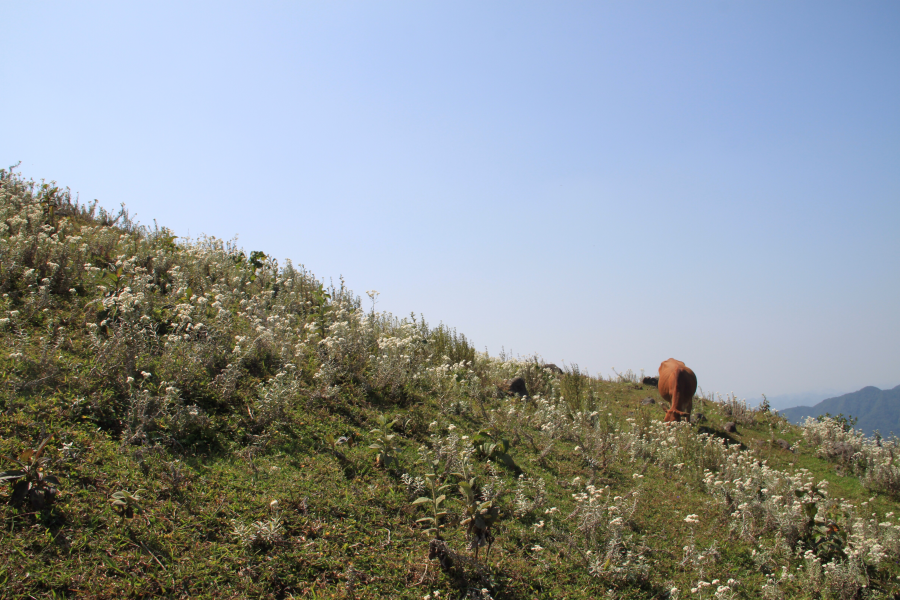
<box><xmin>2</xmin><ymin>169</ymin><xmax>900</xmax><ymax>600</ymax></box>
<box><xmin>781</xmin><ymin>386</ymin><xmax>900</xmax><ymax>438</ymax></box>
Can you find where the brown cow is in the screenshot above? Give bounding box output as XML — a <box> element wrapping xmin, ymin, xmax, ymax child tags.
<box><xmin>658</xmin><ymin>358</ymin><xmax>697</xmax><ymax>423</ymax></box>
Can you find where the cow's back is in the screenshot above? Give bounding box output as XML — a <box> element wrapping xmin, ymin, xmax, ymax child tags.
<box><xmin>658</xmin><ymin>358</ymin><xmax>698</xmax><ymax>421</ymax></box>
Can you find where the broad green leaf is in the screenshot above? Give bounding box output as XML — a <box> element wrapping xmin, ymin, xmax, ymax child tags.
<box><xmin>496</xmin><ymin>452</ymin><xmax>519</xmax><ymax>471</ymax></box>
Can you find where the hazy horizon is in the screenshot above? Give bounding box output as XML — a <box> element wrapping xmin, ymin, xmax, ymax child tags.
<box><xmin>761</xmin><ymin>387</ymin><xmax>896</xmax><ymax>413</ymax></box>
<box><xmin>3</xmin><ymin>2</ymin><xmax>898</xmax><ymax>403</ymax></box>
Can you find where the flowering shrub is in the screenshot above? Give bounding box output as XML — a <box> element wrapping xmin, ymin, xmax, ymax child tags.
<box><xmin>703</xmin><ymin>454</ymin><xmax>824</xmax><ymax>547</ymax></box>
<box><xmin>619</xmin><ymin>419</ymin><xmax>730</xmax><ymax>473</ymax></box>
<box><xmin>512</xmin><ymin>473</ymin><xmax>547</xmax><ymax>518</ymax></box>
<box><xmin>122</xmin><ymin>384</ymin><xmax>209</xmax><ymax>447</ymax></box>
<box><xmin>714</xmin><ymin>392</ymin><xmax>755</xmax><ymax>426</ymax></box>
<box><xmin>565</xmin><ymin>482</ymin><xmax>648</xmax><ymax>584</ymax></box>
<box><xmin>801</xmin><ymin>416</ymin><xmax>900</xmax><ymax>496</ymax></box>
<box><xmin>254</xmin><ymin>366</ymin><xmax>301</xmax><ymax>429</ymax></box>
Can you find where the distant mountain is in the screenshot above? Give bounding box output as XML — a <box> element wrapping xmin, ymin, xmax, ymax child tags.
<box><xmin>780</xmin><ymin>384</ymin><xmax>900</xmax><ymax>437</ymax></box>
<box><xmin>761</xmin><ymin>389</ymin><xmax>847</xmax><ymax>412</ymax></box>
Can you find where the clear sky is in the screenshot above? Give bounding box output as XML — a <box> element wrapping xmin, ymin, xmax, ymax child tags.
<box><xmin>3</xmin><ymin>1</ymin><xmax>899</xmax><ymax>406</ymax></box>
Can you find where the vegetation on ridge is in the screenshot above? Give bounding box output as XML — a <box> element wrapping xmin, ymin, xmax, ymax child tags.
<box><xmin>2</xmin><ymin>168</ymin><xmax>900</xmax><ymax>599</ymax></box>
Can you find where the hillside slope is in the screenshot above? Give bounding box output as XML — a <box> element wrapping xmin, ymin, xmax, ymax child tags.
<box><xmin>781</xmin><ymin>385</ymin><xmax>900</xmax><ymax>437</ymax></box>
<box><xmin>2</xmin><ymin>170</ymin><xmax>900</xmax><ymax>600</ymax></box>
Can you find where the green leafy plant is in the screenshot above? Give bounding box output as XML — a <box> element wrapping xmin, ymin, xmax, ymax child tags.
<box><xmin>369</xmin><ymin>414</ymin><xmax>399</xmax><ymax>468</ymax></box>
<box><xmin>458</xmin><ymin>478</ymin><xmax>501</xmax><ymax>560</ymax></box>
<box><xmin>811</xmin><ymin>518</ymin><xmax>847</xmax><ymax>563</ymax></box>
<box><xmin>412</xmin><ymin>473</ymin><xmax>450</xmax><ymax>535</ymax></box>
<box><xmin>798</xmin><ymin>493</ymin><xmax>847</xmax><ymax>562</ymax></box>
<box><xmin>472</xmin><ymin>428</ymin><xmax>519</xmax><ymax>473</ymax></box>
<box><xmin>0</xmin><ymin>435</ymin><xmax>60</xmax><ymax>510</ymax></box>
<box><xmin>110</xmin><ymin>489</ymin><xmax>145</xmax><ymax>521</ymax></box>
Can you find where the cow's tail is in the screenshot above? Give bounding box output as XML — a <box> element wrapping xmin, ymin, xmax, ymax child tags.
<box><xmin>671</xmin><ymin>367</ymin><xmax>689</xmax><ymax>419</ymax></box>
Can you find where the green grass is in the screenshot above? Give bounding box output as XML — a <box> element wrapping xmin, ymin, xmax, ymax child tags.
<box><xmin>2</xmin><ymin>169</ymin><xmax>900</xmax><ymax>599</ymax></box>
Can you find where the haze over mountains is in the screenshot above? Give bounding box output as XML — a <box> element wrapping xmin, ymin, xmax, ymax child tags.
<box><xmin>759</xmin><ymin>390</ymin><xmax>848</xmax><ymax>412</ymax></box>
<box><xmin>779</xmin><ymin>384</ymin><xmax>900</xmax><ymax>437</ymax></box>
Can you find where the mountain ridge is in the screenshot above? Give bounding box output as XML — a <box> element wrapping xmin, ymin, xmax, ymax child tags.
<box><xmin>780</xmin><ymin>384</ymin><xmax>900</xmax><ymax>437</ymax></box>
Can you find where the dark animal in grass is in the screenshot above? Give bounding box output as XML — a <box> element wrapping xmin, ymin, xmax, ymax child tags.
<box><xmin>658</xmin><ymin>358</ymin><xmax>698</xmax><ymax>423</ymax></box>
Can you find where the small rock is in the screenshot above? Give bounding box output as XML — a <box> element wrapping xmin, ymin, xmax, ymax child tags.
<box><xmin>829</xmin><ymin>441</ymin><xmax>854</xmax><ymax>460</ymax></box>
<box><xmin>723</xmin><ymin>422</ymin><xmax>737</xmax><ymax>433</ymax></box>
<box><xmin>690</xmin><ymin>413</ymin><xmax>707</xmax><ymax>424</ymax></box>
<box><xmin>640</xmin><ymin>397</ymin><xmax>655</xmax><ymax>405</ymax></box>
<box><xmin>542</xmin><ymin>363</ymin><xmax>564</xmax><ymax>375</ymax></box>
<box><xmin>642</xmin><ymin>376</ymin><xmax>659</xmax><ymax>387</ymax></box>
<box><xmin>498</xmin><ymin>377</ymin><xmax>528</xmax><ymax>397</ymax></box>
<box><xmin>776</xmin><ymin>439</ymin><xmax>793</xmax><ymax>452</ymax></box>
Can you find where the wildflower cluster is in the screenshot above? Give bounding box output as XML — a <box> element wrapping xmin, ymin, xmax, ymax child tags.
<box><xmin>566</xmin><ymin>481</ymin><xmax>648</xmax><ymax>583</ymax></box>
<box><xmin>801</xmin><ymin>416</ymin><xmax>900</xmax><ymax>496</ymax></box>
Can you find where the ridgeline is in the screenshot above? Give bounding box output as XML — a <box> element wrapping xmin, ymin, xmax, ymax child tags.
<box><xmin>781</xmin><ymin>386</ymin><xmax>900</xmax><ymax>438</ymax></box>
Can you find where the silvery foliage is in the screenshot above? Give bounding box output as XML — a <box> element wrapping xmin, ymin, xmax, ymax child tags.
<box><xmin>798</xmin><ymin>551</ymin><xmax>864</xmax><ymax>600</ymax></box>
<box><xmin>401</xmin><ymin>472</ymin><xmax>427</xmax><ymax>497</ymax></box>
<box><xmin>230</xmin><ymin>514</ymin><xmax>285</xmax><ymax>548</ymax></box>
<box><xmin>567</xmin><ymin>483</ymin><xmax>648</xmax><ymax>583</ymax></box>
<box><xmin>513</xmin><ymin>473</ymin><xmax>547</xmax><ymax>518</ymax></box>
<box><xmin>123</xmin><ymin>384</ymin><xmax>208</xmax><ymax>447</ymax></box>
<box><xmin>254</xmin><ymin>365</ymin><xmax>301</xmax><ymax>428</ymax></box>
<box><xmin>480</xmin><ymin>460</ymin><xmax>506</xmax><ymax>503</ymax></box>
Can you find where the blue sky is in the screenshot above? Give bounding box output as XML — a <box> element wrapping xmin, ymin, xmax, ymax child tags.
<box><xmin>3</xmin><ymin>1</ymin><xmax>898</xmax><ymax>407</ymax></box>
